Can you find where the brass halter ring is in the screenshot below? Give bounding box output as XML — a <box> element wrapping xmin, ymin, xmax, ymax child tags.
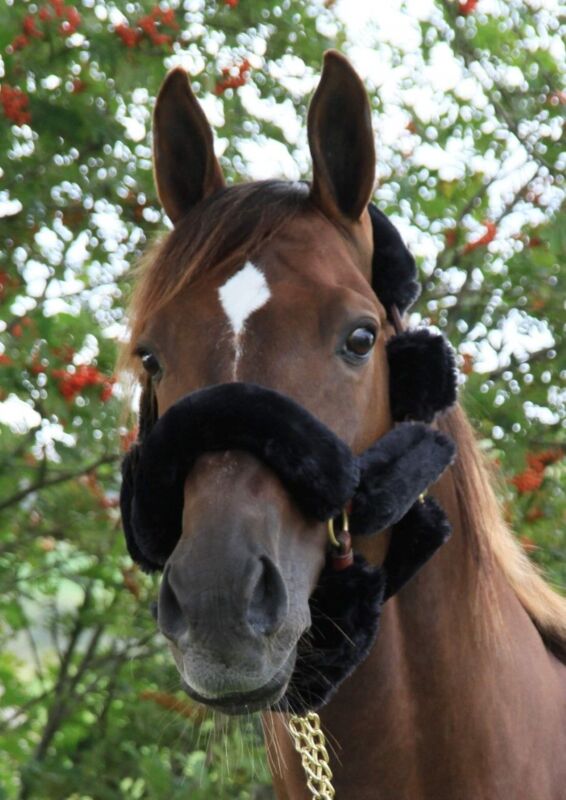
<box><xmin>327</xmin><ymin>509</ymin><xmax>349</xmax><ymax>549</ymax></box>
<box><xmin>328</xmin><ymin>494</ymin><xmax>424</xmax><ymax>548</ymax></box>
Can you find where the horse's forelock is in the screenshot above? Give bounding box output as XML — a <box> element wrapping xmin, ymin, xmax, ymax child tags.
<box><xmin>123</xmin><ymin>180</ymin><xmax>310</xmax><ymax>370</ymax></box>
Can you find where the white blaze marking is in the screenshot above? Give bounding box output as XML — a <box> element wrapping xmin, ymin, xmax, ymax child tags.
<box><xmin>218</xmin><ymin>261</ymin><xmax>271</xmax><ymax>378</ymax></box>
<box><xmin>218</xmin><ymin>261</ymin><xmax>271</xmax><ymax>336</ymax></box>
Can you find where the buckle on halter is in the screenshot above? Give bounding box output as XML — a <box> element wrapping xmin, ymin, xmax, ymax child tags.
<box><xmin>328</xmin><ymin>509</ymin><xmax>354</xmax><ymax>571</ymax></box>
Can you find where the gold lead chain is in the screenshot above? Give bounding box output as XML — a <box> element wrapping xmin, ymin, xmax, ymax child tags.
<box><xmin>288</xmin><ymin>712</ymin><xmax>336</xmax><ymax>799</ymax></box>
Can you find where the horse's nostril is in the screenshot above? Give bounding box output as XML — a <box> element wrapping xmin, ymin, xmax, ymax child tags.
<box><xmin>157</xmin><ymin>565</ymin><xmax>185</xmax><ymax>642</ymax></box>
<box><xmin>157</xmin><ymin>552</ymin><xmax>289</xmax><ymax>645</ymax></box>
<box><xmin>246</xmin><ymin>556</ymin><xmax>289</xmax><ymax>638</ymax></box>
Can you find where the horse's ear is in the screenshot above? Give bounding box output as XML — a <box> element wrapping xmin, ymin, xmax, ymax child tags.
<box><xmin>308</xmin><ymin>51</ymin><xmax>376</xmax><ymax>221</ymax></box>
<box><xmin>153</xmin><ymin>68</ymin><xmax>225</xmax><ymax>225</ymax></box>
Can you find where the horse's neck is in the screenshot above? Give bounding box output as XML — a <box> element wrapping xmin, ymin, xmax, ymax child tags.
<box><xmin>265</xmin><ymin>469</ymin><xmax>566</xmax><ymax>800</ymax></box>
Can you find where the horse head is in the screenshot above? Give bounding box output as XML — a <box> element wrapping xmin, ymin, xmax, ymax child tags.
<box><xmin>122</xmin><ymin>52</ymin><xmax>450</xmax><ymax>715</ymax></box>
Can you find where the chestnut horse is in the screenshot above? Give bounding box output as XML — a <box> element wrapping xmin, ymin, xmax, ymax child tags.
<box><xmin>123</xmin><ymin>52</ymin><xmax>566</xmax><ymax>799</ymax></box>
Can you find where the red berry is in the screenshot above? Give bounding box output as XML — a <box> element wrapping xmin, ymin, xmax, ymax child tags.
<box><xmin>458</xmin><ymin>0</ymin><xmax>478</xmax><ymax>14</ymax></box>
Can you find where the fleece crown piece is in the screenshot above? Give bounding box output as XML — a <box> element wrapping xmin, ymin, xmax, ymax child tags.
<box><xmin>368</xmin><ymin>203</ymin><xmax>420</xmax><ymax>319</ymax></box>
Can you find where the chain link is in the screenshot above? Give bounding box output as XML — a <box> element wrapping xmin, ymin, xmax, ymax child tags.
<box><xmin>288</xmin><ymin>712</ymin><xmax>336</xmax><ymax>799</ymax></box>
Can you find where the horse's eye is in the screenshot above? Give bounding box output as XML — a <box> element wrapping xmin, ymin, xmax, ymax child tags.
<box><xmin>343</xmin><ymin>327</ymin><xmax>376</xmax><ymax>361</ymax></box>
<box><xmin>139</xmin><ymin>351</ymin><xmax>161</xmax><ymax>378</ymax></box>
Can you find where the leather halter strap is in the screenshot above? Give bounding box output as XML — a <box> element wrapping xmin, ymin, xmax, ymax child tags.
<box><xmin>390</xmin><ymin>303</ymin><xmax>405</xmax><ymax>335</ymax></box>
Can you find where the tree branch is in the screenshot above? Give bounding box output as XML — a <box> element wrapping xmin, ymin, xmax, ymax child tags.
<box><xmin>30</xmin><ymin>585</ymin><xmax>93</xmax><ymax>763</ymax></box>
<box><xmin>0</xmin><ymin>453</ymin><xmax>119</xmax><ymax>513</ymax></box>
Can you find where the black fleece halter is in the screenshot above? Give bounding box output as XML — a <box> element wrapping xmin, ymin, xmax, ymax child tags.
<box><xmin>120</xmin><ymin>202</ymin><xmax>459</xmax><ymax>712</ymax></box>
<box><xmin>121</xmin><ymin>384</ymin><xmax>455</xmax><ymax>572</ymax></box>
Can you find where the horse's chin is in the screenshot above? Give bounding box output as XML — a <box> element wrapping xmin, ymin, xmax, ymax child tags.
<box><xmin>179</xmin><ymin>651</ymin><xmax>296</xmax><ymax>716</ymax></box>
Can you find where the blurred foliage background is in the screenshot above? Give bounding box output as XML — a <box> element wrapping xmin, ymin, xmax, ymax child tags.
<box><xmin>0</xmin><ymin>0</ymin><xmax>564</xmax><ymax>797</ymax></box>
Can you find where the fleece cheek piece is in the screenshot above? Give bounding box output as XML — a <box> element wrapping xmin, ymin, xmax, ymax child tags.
<box><xmin>349</xmin><ymin>423</ymin><xmax>456</xmax><ymax>536</ymax></box>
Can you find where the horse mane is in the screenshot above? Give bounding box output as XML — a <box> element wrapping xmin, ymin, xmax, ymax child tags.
<box><xmin>437</xmin><ymin>405</ymin><xmax>566</xmax><ymax>662</ymax></box>
<box><xmin>122</xmin><ymin>180</ymin><xmax>309</xmax><ymax>369</ymax></box>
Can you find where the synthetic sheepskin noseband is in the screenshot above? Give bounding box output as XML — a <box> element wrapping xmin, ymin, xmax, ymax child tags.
<box><xmin>120</xmin><ymin>202</ymin><xmax>459</xmax><ymax>712</ymax></box>
<box><xmin>121</xmin><ymin>382</ymin><xmax>455</xmax><ymax>571</ymax></box>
